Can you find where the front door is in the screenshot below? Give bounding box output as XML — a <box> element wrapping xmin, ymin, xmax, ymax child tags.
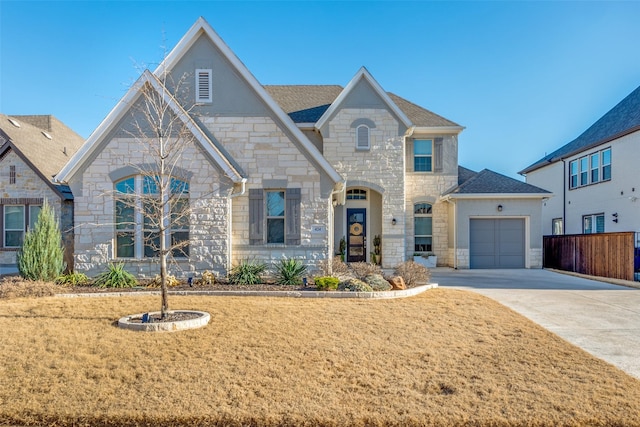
<box><xmin>347</xmin><ymin>208</ymin><xmax>366</xmax><ymax>263</ymax></box>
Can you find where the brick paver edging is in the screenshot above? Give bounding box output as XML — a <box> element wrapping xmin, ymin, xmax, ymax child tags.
<box><xmin>56</xmin><ymin>283</ymin><xmax>438</xmax><ymax>299</ymax></box>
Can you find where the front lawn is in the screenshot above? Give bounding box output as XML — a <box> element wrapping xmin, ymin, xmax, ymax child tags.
<box><xmin>1</xmin><ymin>289</ymin><xmax>639</xmax><ymax>426</ymax></box>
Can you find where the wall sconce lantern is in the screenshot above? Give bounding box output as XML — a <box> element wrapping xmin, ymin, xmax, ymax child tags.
<box><xmin>612</xmin><ymin>213</ymin><xmax>619</xmax><ymax>223</ymax></box>
<box><xmin>391</xmin><ymin>218</ymin><xmax>397</xmax><ymax>225</ymax></box>
<box><xmin>497</xmin><ymin>204</ymin><xmax>503</xmax><ymax>212</ymax></box>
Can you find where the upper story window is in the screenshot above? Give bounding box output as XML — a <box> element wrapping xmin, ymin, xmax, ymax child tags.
<box><xmin>356</xmin><ymin>125</ymin><xmax>370</xmax><ymax>150</ymax></box>
<box><xmin>583</xmin><ymin>213</ymin><xmax>604</xmax><ymax>234</ymax></box>
<box><xmin>195</xmin><ymin>69</ymin><xmax>212</xmax><ymax>103</ymax></box>
<box><xmin>346</xmin><ymin>189</ymin><xmax>367</xmax><ymax>200</ymax></box>
<box><xmin>569</xmin><ymin>147</ymin><xmax>611</xmax><ymax>189</ymax></box>
<box><xmin>115</xmin><ymin>175</ymin><xmax>190</xmax><ymax>259</ymax></box>
<box><xmin>414</xmin><ymin>139</ymin><xmax>433</xmax><ymax>172</ymax></box>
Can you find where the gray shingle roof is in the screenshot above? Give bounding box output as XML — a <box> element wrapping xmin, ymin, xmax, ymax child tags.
<box><xmin>264</xmin><ymin>85</ymin><xmax>460</xmax><ymax>127</ymax></box>
<box><xmin>0</xmin><ymin>114</ymin><xmax>84</xmax><ymax>189</ymax></box>
<box><xmin>447</xmin><ymin>168</ymin><xmax>551</xmax><ymax>195</ymax></box>
<box><xmin>521</xmin><ymin>84</ymin><xmax>640</xmax><ymax>174</ymax></box>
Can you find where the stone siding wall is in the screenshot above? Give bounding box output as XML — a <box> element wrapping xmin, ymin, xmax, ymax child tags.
<box><xmin>200</xmin><ymin>116</ymin><xmax>332</xmax><ymax>272</ymax></box>
<box><xmin>0</xmin><ymin>150</ymin><xmax>62</xmax><ymax>267</ymax></box>
<box><xmin>72</xmin><ymin>137</ymin><xmax>232</xmax><ymax>278</ymax></box>
<box><xmin>322</xmin><ymin>108</ymin><xmax>405</xmax><ymax>268</ymax></box>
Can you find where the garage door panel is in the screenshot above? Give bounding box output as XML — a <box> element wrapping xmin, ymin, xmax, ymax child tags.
<box><xmin>470</xmin><ymin>218</ymin><xmax>524</xmax><ymax>269</ymax></box>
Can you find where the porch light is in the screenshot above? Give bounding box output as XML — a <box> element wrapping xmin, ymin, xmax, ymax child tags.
<box><xmin>391</xmin><ymin>218</ymin><xmax>397</xmax><ymax>225</ymax></box>
<box><xmin>497</xmin><ymin>205</ymin><xmax>503</xmax><ymax>212</ymax></box>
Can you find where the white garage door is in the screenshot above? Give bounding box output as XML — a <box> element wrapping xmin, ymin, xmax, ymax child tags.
<box><xmin>470</xmin><ymin>218</ymin><xmax>525</xmax><ymax>269</ymax></box>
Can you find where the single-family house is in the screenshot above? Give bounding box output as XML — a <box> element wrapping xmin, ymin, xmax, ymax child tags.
<box><xmin>520</xmin><ymin>84</ymin><xmax>640</xmax><ymax>236</ymax></box>
<box><xmin>56</xmin><ymin>17</ymin><xmax>549</xmax><ymax>278</ymax></box>
<box><xmin>0</xmin><ymin>115</ymin><xmax>84</xmax><ymax>274</ymax></box>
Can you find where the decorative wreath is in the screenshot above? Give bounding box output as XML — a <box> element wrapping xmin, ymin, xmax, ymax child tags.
<box><xmin>350</xmin><ymin>223</ymin><xmax>363</xmax><ymax>236</ymax></box>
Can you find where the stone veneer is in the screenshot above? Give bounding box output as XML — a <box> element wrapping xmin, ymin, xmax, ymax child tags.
<box><xmin>0</xmin><ymin>150</ymin><xmax>64</xmax><ymax>267</ymax></box>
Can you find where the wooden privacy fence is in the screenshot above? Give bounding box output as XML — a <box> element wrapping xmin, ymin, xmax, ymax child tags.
<box><xmin>543</xmin><ymin>232</ymin><xmax>637</xmax><ymax>282</ymax></box>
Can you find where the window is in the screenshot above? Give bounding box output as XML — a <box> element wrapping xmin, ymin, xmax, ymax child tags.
<box><xmin>346</xmin><ymin>189</ymin><xmax>367</xmax><ymax>200</ymax></box>
<box><xmin>552</xmin><ymin>218</ymin><xmax>563</xmax><ymax>235</ymax></box>
<box><xmin>9</xmin><ymin>165</ymin><xmax>15</xmax><ymax>184</ymax></box>
<box><xmin>4</xmin><ymin>206</ymin><xmax>24</xmax><ymax>248</ymax></box>
<box><xmin>249</xmin><ymin>188</ymin><xmax>301</xmax><ymax>246</ymax></box>
<box><xmin>590</xmin><ymin>152</ymin><xmax>599</xmax><ymax>183</ymax></box>
<box><xmin>195</xmin><ymin>69</ymin><xmax>212</xmax><ymax>103</ymax></box>
<box><xmin>115</xmin><ymin>176</ymin><xmax>189</xmax><ymax>259</ymax></box>
<box><xmin>414</xmin><ymin>139</ymin><xmax>433</xmax><ymax>172</ymax></box>
<box><xmin>569</xmin><ymin>147</ymin><xmax>611</xmax><ymax>189</ymax></box>
<box><xmin>602</xmin><ymin>148</ymin><xmax>611</xmax><ymax>181</ymax></box>
<box><xmin>583</xmin><ymin>213</ymin><xmax>604</xmax><ymax>234</ymax></box>
<box><xmin>414</xmin><ymin>203</ymin><xmax>433</xmax><ymax>252</ymax></box>
<box><xmin>266</xmin><ymin>191</ymin><xmax>285</xmax><ymax>244</ymax></box>
<box><xmin>2</xmin><ymin>201</ymin><xmax>43</xmax><ymax>249</ymax></box>
<box><xmin>356</xmin><ymin>125</ymin><xmax>370</xmax><ymax>150</ymax></box>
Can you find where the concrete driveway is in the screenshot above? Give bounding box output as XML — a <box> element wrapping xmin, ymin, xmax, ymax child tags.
<box><xmin>430</xmin><ymin>268</ymin><xmax>640</xmax><ymax>379</ymax></box>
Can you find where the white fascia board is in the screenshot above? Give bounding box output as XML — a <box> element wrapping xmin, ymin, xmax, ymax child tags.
<box><xmin>295</xmin><ymin>123</ymin><xmax>317</xmax><ymax>129</ymax></box>
<box><xmin>441</xmin><ymin>193</ymin><xmax>553</xmax><ymax>201</ymax></box>
<box><xmin>154</xmin><ymin>17</ymin><xmax>342</xmax><ymax>187</ymax></box>
<box><xmin>57</xmin><ymin>71</ymin><xmax>245</xmax><ymax>184</ymax></box>
<box><xmin>411</xmin><ymin>126</ymin><xmax>466</xmax><ymax>135</ymax></box>
<box><xmin>315</xmin><ymin>67</ymin><xmax>413</xmax><ymax>131</ymax></box>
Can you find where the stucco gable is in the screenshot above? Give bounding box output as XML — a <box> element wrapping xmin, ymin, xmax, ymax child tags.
<box><xmin>56</xmin><ymin>70</ymin><xmax>245</xmax><ymax>184</ymax></box>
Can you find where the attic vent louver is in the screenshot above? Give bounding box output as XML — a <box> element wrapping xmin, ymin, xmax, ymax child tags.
<box><xmin>195</xmin><ymin>69</ymin><xmax>212</xmax><ymax>103</ymax></box>
<box><xmin>42</xmin><ymin>131</ymin><xmax>52</xmax><ymax>140</ymax></box>
<box><xmin>8</xmin><ymin>118</ymin><xmax>21</xmax><ymax>128</ymax></box>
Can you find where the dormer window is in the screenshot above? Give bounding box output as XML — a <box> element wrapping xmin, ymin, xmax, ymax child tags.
<box><xmin>356</xmin><ymin>125</ymin><xmax>370</xmax><ymax>150</ymax></box>
<box><xmin>195</xmin><ymin>69</ymin><xmax>212</xmax><ymax>103</ymax></box>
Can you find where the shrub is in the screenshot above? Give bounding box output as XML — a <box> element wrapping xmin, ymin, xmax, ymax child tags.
<box><xmin>201</xmin><ymin>270</ymin><xmax>215</xmax><ymax>286</ymax></box>
<box><xmin>0</xmin><ymin>276</ymin><xmax>58</xmax><ymax>299</ymax></box>
<box><xmin>338</xmin><ymin>278</ymin><xmax>373</xmax><ymax>292</ymax></box>
<box><xmin>363</xmin><ymin>274</ymin><xmax>392</xmax><ymax>291</ymax></box>
<box><xmin>274</xmin><ymin>257</ymin><xmax>307</xmax><ymax>286</ymax></box>
<box><xmin>17</xmin><ymin>201</ymin><xmax>65</xmax><ymax>282</ymax></box>
<box><xmin>393</xmin><ymin>261</ymin><xmax>431</xmax><ymax>286</ymax></box>
<box><xmin>315</xmin><ymin>276</ymin><xmax>339</xmax><ymax>291</ymax></box>
<box><xmin>229</xmin><ymin>259</ymin><xmax>266</xmax><ymax>285</ymax></box>
<box><xmin>149</xmin><ymin>274</ymin><xmax>180</xmax><ymax>288</ymax></box>
<box><xmin>55</xmin><ymin>272</ymin><xmax>90</xmax><ymax>287</ymax></box>
<box><xmin>348</xmin><ymin>262</ymin><xmax>383</xmax><ymax>280</ymax></box>
<box><xmin>94</xmin><ymin>263</ymin><xmax>137</xmax><ymax>288</ymax></box>
<box><xmin>317</xmin><ymin>257</ymin><xmax>350</xmax><ymax>277</ymax></box>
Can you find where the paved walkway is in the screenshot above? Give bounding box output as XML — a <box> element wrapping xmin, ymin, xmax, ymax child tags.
<box><xmin>430</xmin><ymin>268</ymin><xmax>640</xmax><ymax>379</ymax></box>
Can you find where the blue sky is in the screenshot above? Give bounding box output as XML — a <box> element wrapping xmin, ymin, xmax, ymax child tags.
<box><xmin>2</xmin><ymin>1</ymin><xmax>640</xmax><ymax>180</ymax></box>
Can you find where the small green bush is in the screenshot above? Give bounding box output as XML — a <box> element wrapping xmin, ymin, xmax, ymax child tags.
<box><xmin>55</xmin><ymin>272</ymin><xmax>90</xmax><ymax>287</ymax></box>
<box><xmin>274</xmin><ymin>257</ymin><xmax>307</xmax><ymax>286</ymax></box>
<box><xmin>94</xmin><ymin>263</ymin><xmax>137</xmax><ymax>288</ymax></box>
<box><xmin>17</xmin><ymin>201</ymin><xmax>65</xmax><ymax>282</ymax></box>
<box><xmin>229</xmin><ymin>259</ymin><xmax>266</xmax><ymax>285</ymax></box>
<box><xmin>363</xmin><ymin>274</ymin><xmax>392</xmax><ymax>291</ymax></box>
<box><xmin>338</xmin><ymin>278</ymin><xmax>373</xmax><ymax>292</ymax></box>
<box><xmin>315</xmin><ymin>276</ymin><xmax>339</xmax><ymax>291</ymax></box>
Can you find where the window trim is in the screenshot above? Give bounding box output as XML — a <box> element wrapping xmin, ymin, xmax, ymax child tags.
<box><xmin>552</xmin><ymin>218</ymin><xmax>563</xmax><ymax>235</ymax></box>
<box><xmin>414</xmin><ymin>202</ymin><xmax>433</xmax><ymax>253</ymax></box>
<box><xmin>583</xmin><ymin>213</ymin><xmax>605</xmax><ymax>234</ymax></box>
<box><xmin>569</xmin><ymin>147</ymin><xmax>611</xmax><ymax>190</ymax></box>
<box><xmin>3</xmin><ymin>205</ymin><xmax>25</xmax><ymax>248</ymax></box>
<box><xmin>1</xmin><ymin>199</ymin><xmax>44</xmax><ymax>250</ymax></box>
<box><xmin>195</xmin><ymin>68</ymin><xmax>212</xmax><ymax>104</ymax></box>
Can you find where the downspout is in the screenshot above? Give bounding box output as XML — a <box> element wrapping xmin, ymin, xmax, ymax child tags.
<box><xmin>227</xmin><ymin>178</ymin><xmax>247</xmax><ymax>274</ymax></box>
<box><xmin>561</xmin><ymin>159</ymin><xmax>566</xmax><ymax>234</ymax></box>
<box><xmin>442</xmin><ymin>196</ymin><xmax>458</xmax><ymax>269</ymax></box>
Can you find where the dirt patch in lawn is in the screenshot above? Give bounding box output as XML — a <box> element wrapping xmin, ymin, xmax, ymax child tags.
<box><xmin>0</xmin><ymin>289</ymin><xmax>639</xmax><ymax>426</ymax></box>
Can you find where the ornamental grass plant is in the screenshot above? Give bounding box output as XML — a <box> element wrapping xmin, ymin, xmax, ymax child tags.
<box><xmin>1</xmin><ymin>289</ymin><xmax>639</xmax><ymax>426</ymax></box>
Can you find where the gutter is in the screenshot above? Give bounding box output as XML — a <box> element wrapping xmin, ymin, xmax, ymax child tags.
<box><xmin>229</xmin><ymin>178</ymin><xmax>247</xmax><ymax>199</ymax></box>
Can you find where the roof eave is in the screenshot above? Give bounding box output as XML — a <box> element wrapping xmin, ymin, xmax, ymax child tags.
<box><xmin>410</xmin><ymin>126</ymin><xmax>465</xmax><ymax>135</ymax></box>
<box><xmin>441</xmin><ymin>192</ymin><xmax>552</xmax><ymax>201</ymax></box>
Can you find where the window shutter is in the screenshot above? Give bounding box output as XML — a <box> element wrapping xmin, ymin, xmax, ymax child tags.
<box><xmin>406</xmin><ymin>139</ymin><xmax>414</xmax><ymax>172</ymax></box>
<box><xmin>195</xmin><ymin>69</ymin><xmax>212</xmax><ymax>103</ymax></box>
<box><xmin>434</xmin><ymin>137</ymin><xmax>443</xmax><ymax>172</ymax></box>
<box><xmin>249</xmin><ymin>189</ymin><xmax>264</xmax><ymax>245</ymax></box>
<box><xmin>285</xmin><ymin>188</ymin><xmax>301</xmax><ymax>245</ymax></box>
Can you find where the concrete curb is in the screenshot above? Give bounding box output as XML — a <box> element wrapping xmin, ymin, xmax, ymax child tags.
<box><xmin>118</xmin><ymin>310</ymin><xmax>211</xmax><ymax>332</ymax></box>
<box><xmin>56</xmin><ymin>283</ymin><xmax>438</xmax><ymax>299</ymax></box>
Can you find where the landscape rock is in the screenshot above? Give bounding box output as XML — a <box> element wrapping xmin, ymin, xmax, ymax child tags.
<box><xmin>388</xmin><ymin>276</ymin><xmax>406</xmax><ymax>290</ymax></box>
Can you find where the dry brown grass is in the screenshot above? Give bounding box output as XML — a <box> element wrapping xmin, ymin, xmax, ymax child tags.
<box><xmin>1</xmin><ymin>289</ymin><xmax>639</xmax><ymax>426</ymax></box>
<box><xmin>0</xmin><ymin>276</ymin><xmax>58</xmax><ymax>299</ymax></box>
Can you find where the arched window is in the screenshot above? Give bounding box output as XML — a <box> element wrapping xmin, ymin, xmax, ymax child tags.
<box><xmin>115</xmin><ymin>175</ymin><xmax>190</xmax><ymax>259</ymax></box>
<box><xmin>414</xmin><ymin>203</ymin><xmax>432</xmax><ymax>252</ymax></box>
<box><xmin>356</xmin><ymin>125</ymin><xmax>370</xmax><ymax>150</ymax></box>
<box><xmin>346</xmin><ymin>189</ymin><xmax>367</xmax><ymax>200</ymax></box>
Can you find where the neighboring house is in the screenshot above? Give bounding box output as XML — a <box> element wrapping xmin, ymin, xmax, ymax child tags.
<box><xmin>521</xmin><ymin>84</ymin><xmax>640</xmax><ymax>236</ymax></box>
<box><xmin>56</xmin><ymin>17</ymin><xmax>549</xmax><ymax>277</ymax></box>
<box><xmin>0</xmin><ymin>115</ymin><xmax>84</xmax><ymax>274</ymax></box>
